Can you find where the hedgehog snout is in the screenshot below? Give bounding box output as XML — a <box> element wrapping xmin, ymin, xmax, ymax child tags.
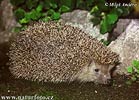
<box><xmin>101</xmin><ymin>74</ymin><xmax>112</xmax><ymax>84</ymax></box>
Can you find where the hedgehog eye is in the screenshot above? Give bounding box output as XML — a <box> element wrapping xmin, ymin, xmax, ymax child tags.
<box><xmin>94</xmin><ymin>69</ymin><xmax>99</xmax><ymax>72</ymax></box>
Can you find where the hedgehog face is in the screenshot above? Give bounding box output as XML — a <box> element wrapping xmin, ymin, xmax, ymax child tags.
<box><xmin>77</xmin><ymin>60</ymin><xmax>115</xmax><ymax>84</ymax></box>
<box><xmin>91</xmin><ymin>62</ymin><xmax>115</xmax><ymax>84</ymax></box>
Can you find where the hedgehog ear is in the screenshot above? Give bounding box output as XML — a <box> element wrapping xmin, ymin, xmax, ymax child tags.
<box><xmin>109</xmin><ymin>64</ymin><xmax>117</xmax><ymax>75</ymax></box>
<box><xmin>109</xmin><ymin>61</ymin><xmax>121</xmax><ymax>71</ymax></box>
<box><xmin>108</xmin><ymin>64</ymin><xmax>115</xmax><ymax>71</ymax></box>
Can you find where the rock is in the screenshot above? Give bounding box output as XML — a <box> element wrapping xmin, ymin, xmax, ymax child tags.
<box><xmin>108</xmin><ymin>19</ymin><xmax>131</xmax><ymax>41</ymax></box>
<box><xmin>0</xmin><ymin>31</ymin><xmax>14</xmax><ymax>43</ymax></box>
<box><xmin>0</xmin><ymin>0</ymin><xmax>19</xmax><ymax>43</ymax></box>
<box><xmin>60</xmin><ymin>10</ymin><xmax>108</xmax><ymax>41</ymax></box>
<box><xmin>109</xmin><ymin>19</ymin><xmax>139</xmax><ymax>74</ymax></box>
<box><xmin>0</xmin><ymin>0</ymin><xmax>18</xmax><ymax>74</ymax></box>
<box><xmin>0</xmin><ymin>0</ymin><xmax>17</xmax><ymax>31</ymax></box>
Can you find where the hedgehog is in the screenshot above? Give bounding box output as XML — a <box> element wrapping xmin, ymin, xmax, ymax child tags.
<box><xmin>8</xmin><ymin>21</ymin><xmax>119</xmax><ymax>84</ymax></box>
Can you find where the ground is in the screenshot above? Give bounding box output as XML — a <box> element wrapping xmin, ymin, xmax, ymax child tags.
<box><xmin>0</xmin><ymin>43</ymin><xmax>139</xmax><ymax>100</ymax></box>
<box><xmin>0</xmin><ymin>73</ymin><xmax>139</xmax><ymax>100</ymax></box>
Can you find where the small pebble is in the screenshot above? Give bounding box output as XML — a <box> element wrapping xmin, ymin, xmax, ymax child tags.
<box><xmin>118</xmin><ymin>85</ymin><xmax>122</xmax><ymax>87</ymax></box>
<box><xmin>8</xmin><ymin>90</ymin><xmax>10</xmax><ymax>93</ymax></box>
<box><xmin>95</xmin><ymin>90</ymin><xmax>97</xmax><ymax>93</ymax></box>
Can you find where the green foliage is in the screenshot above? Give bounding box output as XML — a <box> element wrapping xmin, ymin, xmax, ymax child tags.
<box><xmin>59</xmin><ymin>5</ymin><xmax>70</xmax><ymax>13</ymax></box>
<box><xmin>90</xmin><ymin>0</ymin><xmax>132</xmax><ymax>34</ymax></box>
<box><xmin>126</xmin><ymin>60</ymin><xmax>139</xmax><ymax>84</ymax></box>
<box><xmin>26</xmin><ymin>0</ymin><xmax>39</xmax><ymax>10</ymax></box>
<box><xmin>10</xmin><ymin>0</ymin><xmax>78</xmax><ymax>32</ymax></box>
<box><xmin>10</xmin><ymin>0</ymin><xmax>72</xmax><ymax>26</ymax></box>
<box><xmin>9</xmin><ymin>0</ymin><xmax>93</xmax><ymax>32</ymax></box>
<box><xmin>51</xmin><ymin>12</ymin><xmax>61</xmax><ymax>20</ymax></box>
<box><xmin>127</xmin><ymin>66</ymin><xmax>133</xmax><ymax>73</ymax></box>
<box><xmin>10</xmin><ymin>0</ymin><xmax>132</xmax><ymax>34</ymax></box>
<box><xmin>59</xmin><ymin>0</ymin><xmax>74</xmax><ymax>10</ymax></box>
<box><xmin>10</xmin><ymin>0</ymin><xmax>25</xmax><ymax>6</ymax></box>
<box><xmin>75</xmin><ymin>0</ymin><xmax>94</xmax><ymax>10</ymax></box>
<box><xmin>14</xmin><ymin>8</ymin><xmax>25</xmax><ymax>20</ymax></box>
<box><xmin>12</xmin><ymin>26</ymin><xmax>27</xmax><ymax>33</ymax></box>
<box><xmin>100</xmin><ymin>39</ymin><xmax>110</xmax><ymax>46</ymax></box>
